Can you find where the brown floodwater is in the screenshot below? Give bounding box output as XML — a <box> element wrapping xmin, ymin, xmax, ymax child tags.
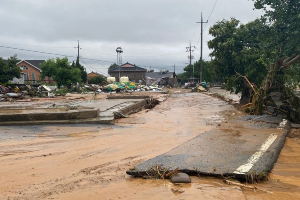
<box><xmin>0</xmin><ymin>91</ymin><xmax>300</xmax><ymax>200</ymax></box>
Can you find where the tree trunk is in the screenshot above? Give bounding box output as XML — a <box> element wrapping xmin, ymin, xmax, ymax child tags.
<box><xmin>245</xmin><ymin>55</ymin><xmax>300</xmax><ymax>122</ymax></box>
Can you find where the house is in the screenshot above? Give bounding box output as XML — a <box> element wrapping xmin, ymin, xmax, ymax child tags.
<box><xmin>108</xmin><ymin>62</ymin><xmax>147</xmax><ymax>83</ymax></box>
<box><xmin>145</xmin><ymin>70</ymin><xmax>177</xmax><ymax>87</ymax></box>
<box><xmin>87</xmin><ymin>71</ymin><xmax>106</xmax><ymax>81</ymax></box>
<box><xmin>11</xmin><ymin>60</ymin><xmax>52</xmax><ymax>84</ymax></box>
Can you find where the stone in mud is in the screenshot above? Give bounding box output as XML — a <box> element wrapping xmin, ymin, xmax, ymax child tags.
<box><xmin>291</xmin><ymin>123</ymin><xmax>300</xmax><ymax>129</ymax></box>
<box><xmin>170</xmin><ymin>173</ymin><xmax>191</xmax><ymax>183</ymax></box>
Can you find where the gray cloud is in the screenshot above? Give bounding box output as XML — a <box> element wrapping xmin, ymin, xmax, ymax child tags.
<box><xmin>0</xmin><ymin>0</ymin><xmax>264</xmax><ymax>75</ymax></box>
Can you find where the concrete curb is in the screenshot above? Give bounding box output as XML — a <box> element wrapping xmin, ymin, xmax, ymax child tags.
<box><xmin>107</xmin><ymin>95</ymin><xmax>150</xmax><ymax>99</ymax></box>
<box><xmin>0</xmin><ymin>99</ymin><xmax>149</xmax><ymax>126</ymax></box>
<box><xmin>119</xmin><ymin>99</ymin><xmax>149</xmax><ymax>116</ymax></box>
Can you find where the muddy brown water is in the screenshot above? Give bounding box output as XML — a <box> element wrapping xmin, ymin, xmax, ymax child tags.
<box><xmin>0</xmin><ymin>91</ymin><xmax>300</xmax><ymax>199</ymax></box>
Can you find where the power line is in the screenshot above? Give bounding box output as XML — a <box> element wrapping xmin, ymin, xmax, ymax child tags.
<box><xmin>82</xmin><ymin>48</ymin><xmax>185</xmax><ymax>57</ymax></box>
<box><xmin>0</xmin><ymin>38</ymin><xmax>187</xmax><ymax>58</ymax></box>
<box><xmin>123</xmin><ymin>51</ymin><xmax>185</xmax><ymax>58</ymax></box>
<box><xmin>0</xmin><ymin>41</ymin><xmax>73</xmax><ymax>49</ymax></box>
<box><xmin>196</xmin><ymin>0</ymin><xmax>218</xmax><ymax>46</ymax></box>
<box><xmin>0</xmin><ymin>44</ymin><xmax>185</xmax><ymax>74</ymax></box>
<box><xmin>204</xmin><ymin>0</ymin><xmax>218</xmax><ymax>31</ymax></box>
<box><xmin>0</xmin><ymin>45</ymin><xmax>115</xmax><ymax>64</ymax></box>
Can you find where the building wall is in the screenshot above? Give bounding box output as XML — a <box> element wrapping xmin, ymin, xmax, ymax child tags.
<box><xmin>109</xmin><ymin>71</ymin><xmax>146</xmax><ymax>83</ymax></box>
<box><xmin>168</xmin><ymin>77</ymin><xmax>178</xmax><ymax>87</ymax></box>
<box><xmin>11</xmin><ymin>61</ymin><xmax>53</xmax><ymax>84</ymax></box>
<box><xmin>17</xmin><ymin>61</ymin><xmax>41</xmax><ymax>84</ymax></box>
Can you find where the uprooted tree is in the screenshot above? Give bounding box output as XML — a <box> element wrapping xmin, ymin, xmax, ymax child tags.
<box><xmin>208</xmin><ymin>0</ymin><xmax>300</xmax><ymax>122</ymax></box>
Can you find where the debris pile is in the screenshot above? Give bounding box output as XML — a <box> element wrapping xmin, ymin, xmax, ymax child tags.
<box><xmin>141</xmin><ymin>165</ymin><xmax>179</xmax><ymax>180</ymax></box>
<box><xmin>0</xmin><ymin>80</ymin><xmax>171</xmax><ymax>102</ymax></box>
<box><xmin>190</xmin><ymin>82</ymin><xmax>208</xmax><ymax>92</ymax></box>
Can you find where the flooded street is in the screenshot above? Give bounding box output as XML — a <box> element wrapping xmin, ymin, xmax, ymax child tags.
<box><xmin>1</xmin><ymin>92</ymin><xmax>300</xmax><ymax>199</ymax></box>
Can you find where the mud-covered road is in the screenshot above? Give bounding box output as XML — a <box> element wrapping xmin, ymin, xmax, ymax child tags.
<box><xmin>0</xmin><ymin>90</ymin><xmax>300</xmax><ymax>199</ymax></box>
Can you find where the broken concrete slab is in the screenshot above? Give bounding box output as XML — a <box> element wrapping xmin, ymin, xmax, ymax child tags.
<box><xmin>0</xmin><ymin>97</ymin><xmax>149</xmax><ymax>126</ymax></box>
<box><xmin>126</xmin><ymin>115</ymin><xmax>290</xmax><ymax>181</ymax></box>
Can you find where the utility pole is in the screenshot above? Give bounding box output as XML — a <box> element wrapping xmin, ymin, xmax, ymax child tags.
<box><xmin>197</xmin><ymin>12</ymin><xmax>208</xmax><ymax>83</ymax></box>
<box><xmin>74</xmin><ymin>40</ymin><xmax>82</xmax><ymax>61</ymax></box>
<box><xmin>186</xmin><ymin>41</ymin><xmax>195</xmax><ymax>82</ymax></box>
<box><xmin>173</xmin><ymin>63</ymin><xmax>175</xmax><ymax>73</ymax></box>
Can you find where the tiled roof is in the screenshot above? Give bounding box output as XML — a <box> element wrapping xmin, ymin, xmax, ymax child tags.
<box><xmin>23</xmin><ymin>60</ymin><xmax>45</xmax><ymax>70</ymax></box>
<box><xmin>3</xmin><ymin>59</ymin><xmax>45</xmax><ymax>71</ymax></box>
<box><xmin>109</xmin><ymin>62</ymin><xmax>146</xmax><ymax>72</ymax></box>
<box><xmin>87</xmin><ymin>71</ymin><xmax>106</xmax><ymax>77</ymax></box>
<box><xmin>17</xmin><ymin>60</ymin><xmax>45</xmax><ymax>71</ymax></box>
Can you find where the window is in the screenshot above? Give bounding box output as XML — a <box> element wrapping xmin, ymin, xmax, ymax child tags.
<box><xmin>22</xmin><ymin>73</ymin><xmax>29</xmax><ymax>81</ymax></box>
<box><xmin>32</xmin><ymin>73</ymin><xmax>36</xmax><ymax>83</ymax></box>
<box><xmin>20</xmin><ymin>65</ymin><xmax>28</xmax><ymax>70</ymax></box>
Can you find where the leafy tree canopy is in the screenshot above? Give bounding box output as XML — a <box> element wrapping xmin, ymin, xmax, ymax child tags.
<box><xmin>40</xmin><ymin>57</ymin><xmax>81</xmax><ymax>89</ymax></box>
<box><xmin>208</xmin><ymin>18</ymin><xmax>269</xmax><ymax>93</ymax></box>
<box><xmin>88</xmin><ymin>76</ymin><xmax>106</xmax><ymax>84</ymax></box>
<box><xmin>207</xmin><ymin>0</ymin><xmax>300</xmax><ymax>120</ymax></box>
<box><xmin>108</xmin><ymin>63</ymin><xmax>118</xmax><ymax>73</ymax></box>
<box><xmin>0</xmin><ymin>55</ymin><xmax>21</xmax><ymax>84</ymax></box>
<box><xmin>253</xmin><ymin>0</ymin><xmax>300</xmax><ymax>58</ymax></box>
<box><xmin>71</xmin><ymin>57</ymin><xmax>87</xmax><ymax>83</ymax></box>
<box><xmin>177</xmin><ymin>60</ymin><xmax>216</xmax><ymax>83</ymax></box>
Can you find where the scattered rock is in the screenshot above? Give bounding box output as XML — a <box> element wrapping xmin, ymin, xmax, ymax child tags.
<box><xmin>291</xmin><ymin>123</ymin><xmax>300</xmax><ymax>129</ymax></box>
<box><xmin>170</xmin><ymin>172</ymin><xmax>191</xmax><ymax>183</ymax></box>
<box><xmin>171</xmin><ymin>188</ymin><xmax>184</xmax><ymax>194</ymax></box>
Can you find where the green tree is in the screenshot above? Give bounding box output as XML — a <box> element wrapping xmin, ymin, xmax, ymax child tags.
<box><xmin>88</xmin><ymin>76</ymin><xmax>106</xmax><ymax>84</ymax></box>
<box><xmin>40</xmin><ymin>57</ymin><xmax>81</xmax><ymax>89</ymax></box>
<box><xmin>0</xmin><ymin>55</ymin><xmax>21</xmax><ymax>84</ymax></box>
<box><xmin>71</xmin><ymin>57</ymin><xmax>87</xmax><ymax>83</ymax></box>
<box><xmin>208</xmin><ymin>18</ymin><xmax>268</xmax><ymax>89</ymax></box>
<box><xmin>245</xmin><ymin>0</ymin><xmax>300</xmax><ymax>118</ymax></box>
<box><xmin>177</xmin><ymin>60</ymin><xmax>216</xmax><ymax>83</ymax></box>
<box><xmin>208</xmin><ymin>1</ymin><xmax>300</xmax><ymax>120</ymax></box>
<box><xmin>208</xmin><ymin>18</ymin><xmax>269</xmax><ymax>103</ymax></box>
<box><xmin>108</xmin><ymin>63</ymin><xmax>118</xmax><ymax>74</ymax></box>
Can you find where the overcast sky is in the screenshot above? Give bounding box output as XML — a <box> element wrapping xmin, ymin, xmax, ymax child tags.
<box><xmin>0</xmin><ymin>0</ymin><xmax>264</xmax><ymax>75</ymax></box>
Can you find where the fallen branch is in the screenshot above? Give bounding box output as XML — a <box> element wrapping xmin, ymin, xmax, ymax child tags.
<box><xmin>223</xmin><ymin>179</ymin><xmax>273</xmax><ymax>194</ymax></box>
<box><xmin>156</xmin><ymin>165</ymin><xmax>164</xmax><ymax>179</ymax></box>
<box><xmin>165</xmin><ymin>167</ymin><xmax>179</xmax><ymax>178</ymax></box>
<box><xmin>143</xmin><ymin>165</ymin><xmax>178</xmax><ymax>180</ymax></box>
<box><xmin>241</xmin><ymin>103</ymin><xmax>253</xmax><ymax>107</ymax></box>
<box><xmin>235</xmin><ymin>71</ymin><xmax>258</xmax><ymax>95</ymax></box>
<box><xmin>281</xmin><ymin>54</ymin><xmax>300</xmax><ymax>69</ymax></box>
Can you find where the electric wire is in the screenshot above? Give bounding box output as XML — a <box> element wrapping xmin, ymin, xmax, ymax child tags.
<box><xmin>0</xmin><ymin>45</ymin><xmax>115</xmax><ymax>64</ymax></box>
<box><xmin>82</xmin><ymin>48</ymin><xmax>185</xmax><ymax>58</ymax></box>
<box><xmin>204</xmin><ymin>0</ymin><xmax>218</xmax><ymax>31</ymax></box>
<box><xmin>0</xmin><ymin>41</ymin><xmax>73</xmax><ymax>49</ymax></box>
